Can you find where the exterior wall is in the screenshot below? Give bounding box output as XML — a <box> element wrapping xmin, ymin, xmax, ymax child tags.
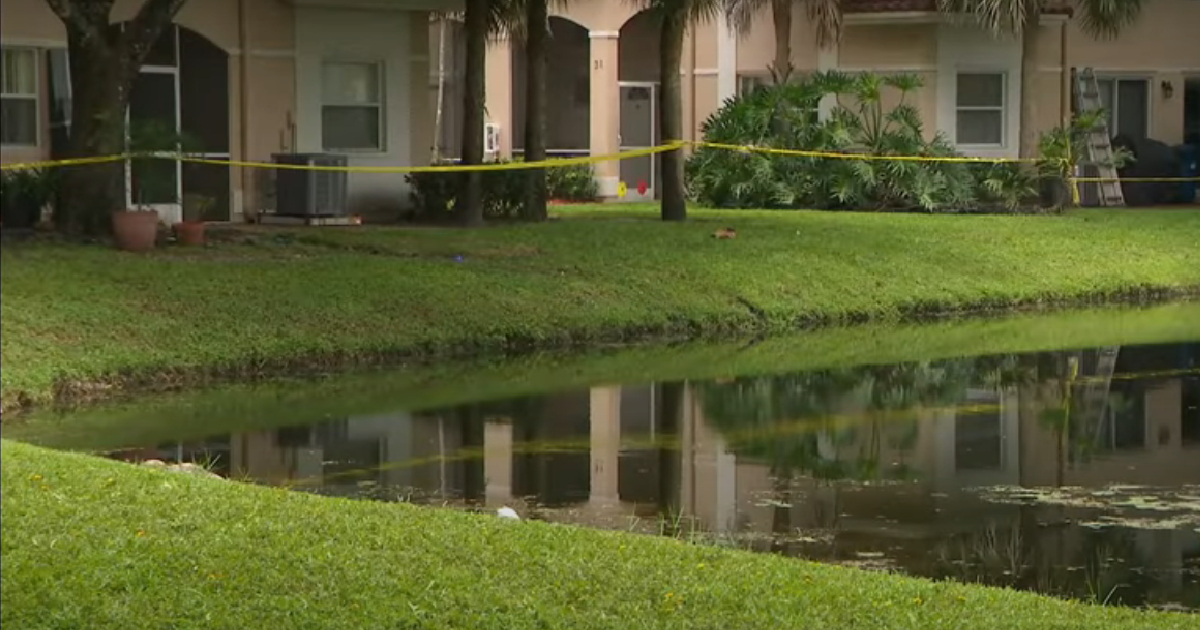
<box><xmin>0</xmin><ymin>0</ymin><xmax>56</xmax><ymax>167</ymax></box>
<box><xmin>1068</xmin><ymin>0</ymin><xmax>1200</xmax><ymax>144</ymax></box>
<box><xmin>294</xmin><ymin>6</ymin><xmax>419</xmax><ymax>217</ymax></box>
<box><xmin>838</xmin><ymin>23</ymin><xmax>940</xmax><ymax>142</ymax></box>
<box><xmin>733</xmin><ymin>10</ymin><xmax>824</xmax><ymax>75</ymax></box>
<box><xmin>1</xmin><ymin>0</ymin><xmax>445</xmax><ymax>220</ymax></box>
<box><xmin>480</xmin><ymin>7</ymin><xmax>733</xmax><ymax>200</ymax></box>
<box><xmin>729</xmin><ymin>3</ymin><xmax>1198</xmax><ymax>151</ymax></box>
<box><xmin>0</xmin><ymin>0</ymin><xmax>293</xmax><ymax>220</ymax></box>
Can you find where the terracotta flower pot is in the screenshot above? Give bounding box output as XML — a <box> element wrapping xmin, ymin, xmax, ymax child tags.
<box><xmin>173</xmin><ymin>220</ymin><xmax>206</xmax><ymax>246</ymax></box>
<box><xmin>111</xmin><ymin>209</ymin><xmax>160</xmax><ymax>253</ymax></box>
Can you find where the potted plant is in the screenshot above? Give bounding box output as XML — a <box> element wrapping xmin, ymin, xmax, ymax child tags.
<box><xmin>174</xmin><ymin>193</ymin><xmax>212</xmax><ymax>246</ymax></box>
<box><xmin>113</xmin><ymin>120</ymin><xmax>201</xmax><ymax>252</ymax></box>
<box><xmin>1036</xmin><ymin>111</ymin><xmax>1135</xmax><ymax>210</ymax></box>
<box><xmin>1</xmin><ymin>168</ymin><xmax>54</xmax><ymax>230</ymax></box>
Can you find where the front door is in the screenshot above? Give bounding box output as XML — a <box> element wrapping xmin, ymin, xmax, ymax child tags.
<box><xmin>128</xmin><ymin>63</ymin><xmax>183</xmax><ymax>222</ymax></box>
<box><xmin>618</xmin><ymin>82</ymin><xmax>659</xmax><ymax>202</ymax></box>
<box><xmin>126</xmin><ymin>25</ymin><xmax>232</xmax><ymax>223</ymax></box>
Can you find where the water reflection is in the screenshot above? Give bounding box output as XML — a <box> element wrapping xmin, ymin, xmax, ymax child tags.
<box><xmin>107</xmin><ymin>342</ymin><xmax>1200</xmax><ymax>610</ymax></box>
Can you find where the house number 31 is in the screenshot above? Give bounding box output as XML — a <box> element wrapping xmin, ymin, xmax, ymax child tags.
<box><xmin>593</xmin><ymin>60</ymin><xmax>603</xmax><ymax>70</ymax></box>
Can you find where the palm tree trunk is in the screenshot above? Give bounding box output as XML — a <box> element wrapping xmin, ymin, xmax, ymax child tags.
<box><xmin>522</xmin><ymin>0</ymin><xmax>549</xmax><ymax>222</ymax></box>
<box><xmin>770</xmin><ymin>0</ymin><xmax>793</xmax><ymax>84</ymax></box>
<box><xmin>459</xmin><ymin>0</ymin><xmax>488</xmax><ymax>227</ymax></box>
<box><xmin>432</xmin><ymin>17</ymin><xmax>448</xmax><ymax>162</ymax></box>
<box><xmin>1018</xmin><ymin>4</ymin><xmax>1041</xmax><ymax>160</ymax></box>
<box><xmin>659</xmin><ymin>11</ymin><xmax>687</xmax><ymax>222</ymax></box>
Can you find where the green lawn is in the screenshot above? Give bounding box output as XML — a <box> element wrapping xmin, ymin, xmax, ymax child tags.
<box><xmin>3</xmin><ymin>440</ymin><xmax>1193</xmax><ymax>630</ymax></box>
<box><xmin>3</xmin><ymin>206</ymin><xmax>1199</xmax><ymax>411</ymax></box>
<box><xmin>8</xmin><ymin>300</ymin><xmax>1200</xmax><ymax>453</ymax></box>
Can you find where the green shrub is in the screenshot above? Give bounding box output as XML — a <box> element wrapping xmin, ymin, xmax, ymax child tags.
<box><xmin>407</xmin><ymin>157</ymin><xmax>598</xmax><ymax>220</ymax></box>
<box><xmin>0</xmin><ymin>168</ymin><xmax>56</xmax><ymax>229</ymax></box>
<box><xmin>686</xmin><ymin>72</ymin><xmax>1037</xmax><ymax>213</ymax></box>
<box><xmin>546</xmin><ymin>162</ymin><xmax>599</xmax><ymax>202</ymax></box>
<box><xmin>406</xmin><ymin>163</ymin><xmax>525</xmax><ymax>220</ymax></box>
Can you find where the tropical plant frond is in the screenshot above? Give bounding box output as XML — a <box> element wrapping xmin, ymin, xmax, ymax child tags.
<box><xmin>937</xmin><ymin>0</ymin><xmax>1031</xmax><ymax>34</ymax></box>
<box><xmin>725</xmin><ymin>0</ymin><xmax>771</xmax><ymax>34</ymax></box>
<box><xmin>1076</xmin><ymin>0</ymin><xmax>1144</xmax><ymax>39</ymax></box>
<box><xmin>803</xmin><ymin>0</ymin><xmax>844</xmax><ymax>47</ymax></box>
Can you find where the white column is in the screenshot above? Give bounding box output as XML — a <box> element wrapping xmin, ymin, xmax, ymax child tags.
<box><xmin>716</xmin><ymin>14</ymin><xmax>738</xmax><ymax>104</ymax></box>
<box><xmin>714</xmin><ymin>434</ymin><xmax>738</xmax><ymax>534</ymax></box>
<box><xmin>484</xmin><ymin>420</ymin><xmax>514</xmax><ymax>506</ymax></box>
<box><xmin>484</xmin><ymin>36</ymin><xmax>514</xmax><ymax>159</ymax></box>
<box><xmin>817</xmin><ymin>44</ymin><xmax>839</xmax><ymax>120</ymax></box>
<box><xmin>589</xmin><ymin>30</ymin><xmax>621</xmax><ymax>198</ymax></box>
<box><xmin>589</xmin><ymin>387</ymin><xmax>621</xmax><ymax>505</ymax></box>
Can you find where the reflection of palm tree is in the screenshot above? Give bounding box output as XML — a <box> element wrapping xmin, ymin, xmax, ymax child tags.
<box><xmin>699</xmin><ymin>360</ymin><xmax>992</xmax><ymax>480</ymax></box>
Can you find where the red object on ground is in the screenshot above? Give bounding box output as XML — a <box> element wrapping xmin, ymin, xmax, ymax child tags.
<box><xmin>637</xmin><ymin>180</ymin><xmax>648</xmax><ymax>195</ymax></box>
<box><xmin>172</xmin><ymin>221</ymin><xmax>206</xmax><ymax>246</ymax></box>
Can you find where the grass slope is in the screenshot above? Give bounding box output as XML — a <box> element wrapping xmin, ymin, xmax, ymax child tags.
<box><xmin>3</xmin><ymin>207</ymin><xmax>1199</xmax><ymax>411</ymax></box>
<box><xmin>2</xmin><ymin>440</ymin><xmax>1193</xmax><ymax>630</ymax></box>
<box><xmin>7</xmin><ymin>300</ymin><xmax>1200</xmax><ymax>452</ymax></box>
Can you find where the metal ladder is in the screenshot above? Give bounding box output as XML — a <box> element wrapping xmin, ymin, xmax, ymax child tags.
<box><xmin>1073</xmin><ymin>68</ymin><xmax>1126</xmax><ymax>207</ymax></box>
<box><xmin>1081</xmin><ymin>346</ymin><xmax>1121</xmax><ymax>444</ymax></box>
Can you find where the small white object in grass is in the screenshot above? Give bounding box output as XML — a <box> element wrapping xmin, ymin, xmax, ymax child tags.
<box><xmin>497</xmin><ymin>507</ymin><xmax>520</xmax><ymax>520</ymax></box>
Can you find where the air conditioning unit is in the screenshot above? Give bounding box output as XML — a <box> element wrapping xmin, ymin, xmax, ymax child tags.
<box><xmin>271</xmin><ymin>153</ymin><xmax>349</xmax><ymax>217</ymax></box>
<box><xmin>484</xmin><ymin>123</ymin><xmax>501</xmax><ymax>155</ymax></box>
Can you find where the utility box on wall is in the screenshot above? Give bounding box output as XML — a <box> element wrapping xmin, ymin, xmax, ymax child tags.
<box><xmin>272</xmin><ymin>153</ymin><xmax>349</xmax><ymax>217</ymax></box>
<box><xmin>484</xmin><ymin>123</ymin><xmax>501</xmax><ymax>158</ymax></box>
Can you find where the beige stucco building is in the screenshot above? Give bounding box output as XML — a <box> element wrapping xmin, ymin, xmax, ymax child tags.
<box><xmin>467</xmin><ymin>0</ymin><xmax>1200</xmax><ymax>200</ymax></box>
<box><xmin>1</xmin><ymin>0</ymin><xmax>452</xmax><ymax>223</ymax></box>
<box><xmin>3</xmin><ymin>0</ymin><xmax>1198</xmax><ymax>216</ymax></box>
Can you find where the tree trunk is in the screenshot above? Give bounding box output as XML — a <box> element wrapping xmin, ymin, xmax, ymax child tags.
<box><xmin>57</xmin><ymin>37</ymin><xmax>132</xmax><ymax>236</ymax></box>
<box><xmin>432</xmin><ymin>17</ymin><xmax>448</xmax><ymax>162</ymax></box>
<box><xmin>659</xmin><ymin>11</ymin><xmax>687</xmax><ymax>222</ymax></box>
<box><xmin>1018</xmin><ymin>5</ymin><xmax>1041</xmax><ymax>160</ymax></box>
<box><xmin>46</xmin><ymin>0</ymin><xmax>191</xmax><ymax>236</ymax></box>
<box><xmin>458</xmin><ymin>0</ymin><xmax>488</xmax><ymax>227</ymax></box>
<box><xmin>770</xmin><ymin>0</ymin><xmax>793</xmax><ymax>85</ymax></box>
<box><xmin>657</xmin><ymin>381</ymin><xmax>685</xmax><ymax>514</ymax></box>
<box><xmin>521</xmin><ymin>0</ymin><xmax>549</xmax><ymax>222</ymax></box>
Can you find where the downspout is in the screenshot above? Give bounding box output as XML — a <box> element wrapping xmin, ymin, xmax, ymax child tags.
<box><xmin>1059</xmin><ymin>20</ymin><xmax>1069</xmax><ymax>127</ymax></box>
<box><xmin>688</xmin><ymin>23</ymin><xmax>697</xmax><ymax>143</ymax></box>
<box><xmin>238</xmin><ymin>0</ymin><xmax>251</xmax><ymax>221</ymax></box>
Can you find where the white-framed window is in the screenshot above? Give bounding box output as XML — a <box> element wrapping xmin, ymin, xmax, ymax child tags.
<box><xmin>1096</xmin><ymin>77</ymin><xmax>1149</xmax><ymax>139</ymax></box>
<box><xmin>737</xmin><ymin>73</ymin><xmax>771</xmax><ymax>97</ymax></box>
<box><xmin>1</xmin><ymin>47</ymin><xmax>39</xmax><ymax>146</ymax></box>
<box><xmin>955</xmin><ymin>72</ymin><xmax>1005</xmax><ymax>146</ymax></box>
<box><xmin>321</xmin><ymin>60</ymin><xmax>384</xmax><ymax>152</ymax></box>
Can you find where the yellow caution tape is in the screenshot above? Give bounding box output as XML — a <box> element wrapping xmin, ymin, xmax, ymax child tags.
<box><xmin>5</xmin><ymin>143</ymin><xmax>1196</xmax><ymax>189</ymax></box>
<box><xmin>1072</xmin><ymin>176</ymin><xmax>1200</xmax><ymax>183</ymax></box>
<box><xmin>0</xmin><ymin>155</ymin><xmax>129</xmax><ymax>171</ymax></box>
<box><xmin>692</xmin><ymin>141</ymin><xmax>1046</xmax><ymax>164</ymax></box>
<box><xmin>1</xmin><ymin>144</ymin><xmax>688</xmax><ymax>174</ymax></box>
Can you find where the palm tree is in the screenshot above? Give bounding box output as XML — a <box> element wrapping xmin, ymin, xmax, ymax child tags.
<box><xmin>631</xmin><ymin>0</ymin><xmax>725</xmax><ymax>222</ymax></box>
<box><xmin>460</xmin><ymin>0</ymin><xmax>490</xmax><ymax>226</ymax></box>
<box><xmin>937</xmin><ymin>0</ymin><xmax>1145</xmax><ymax>159</ymax></box>
<box><xmin>457</xmin><ymin>0</ymin><xmax>526</xmax><ymax>226</ymax></box>
<box><xmin>520</xmin><ymin>0</ymin><xmax>552</xmax><ymax>222</ymax></box>
<box><xmin>726</xmin><ymin>0</ymin><xmax>844</xmax><ymax>85</ymax></box>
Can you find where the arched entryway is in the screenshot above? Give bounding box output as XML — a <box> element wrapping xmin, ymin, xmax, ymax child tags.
<box><xmin>511</xmin><ymin>17</ymin><xmax>591</xmax><ymax>159</ymax></box>
<box><xmin>127</xmin><ymin>24</ymin><xmax>231</xmax><ymax>223</ymax></box>
<box><xmin>618</xmin><ymin>11</ymin><xmax>661</xmax><ymax>201</ymax></box>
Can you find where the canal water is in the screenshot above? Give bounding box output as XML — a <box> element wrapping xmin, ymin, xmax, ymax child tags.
<box><xmin>7</xmin><ymin>336</ymin><xmax>1200</xmax><ymax>611</ymax></box>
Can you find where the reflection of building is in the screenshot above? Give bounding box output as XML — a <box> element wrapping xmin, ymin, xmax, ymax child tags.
<box><xmin>198</xmin><ymin>344</ymin><xmax>1198</xmax><ymax>606</ymax></box>
<box><xmin>229</xmin><ymin>410</ymin><xmax>486</xmax><ymax>499</ymax></box>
